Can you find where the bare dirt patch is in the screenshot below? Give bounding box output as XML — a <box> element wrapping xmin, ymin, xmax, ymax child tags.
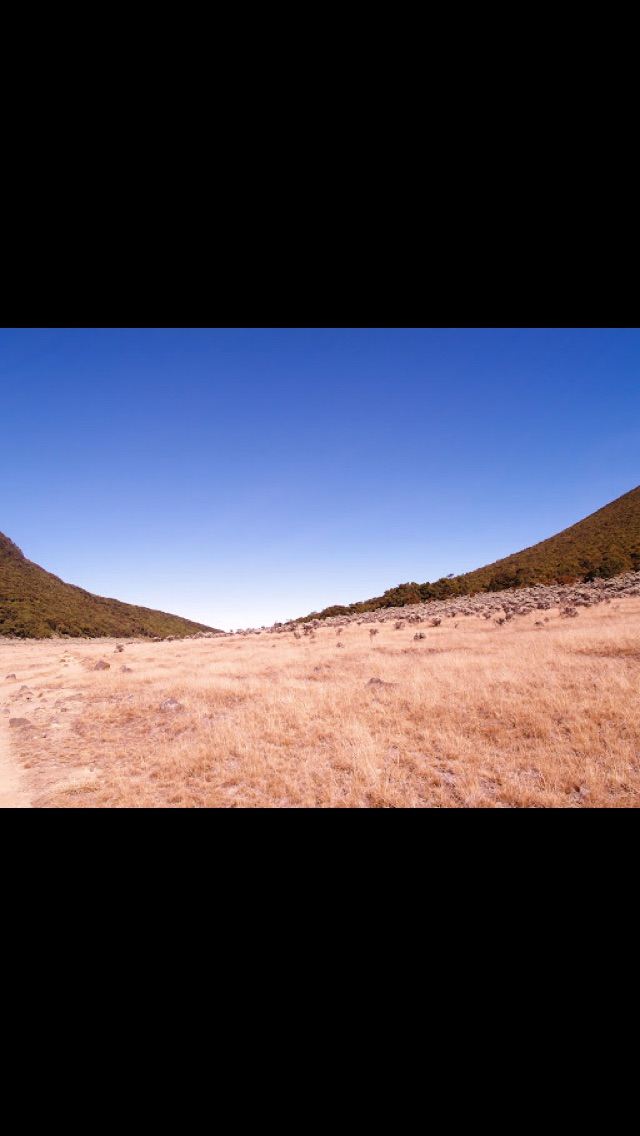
<box><xmin>0</xmin><ymin>716</ymin><xmax>32</xmax><ymax>807</ymax></box>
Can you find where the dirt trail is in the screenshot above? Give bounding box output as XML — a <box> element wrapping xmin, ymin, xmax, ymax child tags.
<box><xmin>0</xmin><ymin>716</ymin><xmax>32</xmax><ymax>808</ymax></box>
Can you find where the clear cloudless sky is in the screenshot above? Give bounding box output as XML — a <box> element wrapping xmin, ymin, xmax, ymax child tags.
<box><xmin>1</xmin><ymin>327</ymin><xmax>638</xmax><ymax>630</ymax></box>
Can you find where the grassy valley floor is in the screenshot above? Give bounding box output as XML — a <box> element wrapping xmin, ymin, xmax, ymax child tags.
<box><xmin>1</xmin><ymin>594</ymin><xmax>639</xmax><ymax>808</ymax></box>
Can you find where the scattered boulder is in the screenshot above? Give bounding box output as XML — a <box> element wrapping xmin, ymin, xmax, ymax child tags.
<box><xmin>93</xmin><ymin>660</ymin><xmax>111</xmax><ymax>671</ymax></box>
<box><xmin>160</xmin><ymin>698</ymin><xmax>183</xmax><ymax>712</ymax></box>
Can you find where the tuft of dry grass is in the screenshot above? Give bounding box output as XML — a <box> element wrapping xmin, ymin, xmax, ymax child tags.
<box><xmin>2</xmin><ymin>597</ymin><xmax>640</xmax><ymax>807</ymax></box>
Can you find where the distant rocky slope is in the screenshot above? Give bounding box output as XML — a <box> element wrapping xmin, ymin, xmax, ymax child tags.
<box><xmin>297</xmin><ymin>485</ymin><xmax>640</xmax><ymax>622</ymax></box>
<box><xmin>236</xmin><ymin>571</ymin><xmax>640</xmax><ymax>637</ymax></box>
<box><xmin>0</xmin><ymin>531</ymin><xmax>222</xmax><ymax>639</ymax></box>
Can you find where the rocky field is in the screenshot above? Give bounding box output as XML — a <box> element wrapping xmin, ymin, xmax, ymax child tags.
<box><xmin>2</xmin><ymin>573</ymin><xmax>639</xmax><ymax>808</ymax></box>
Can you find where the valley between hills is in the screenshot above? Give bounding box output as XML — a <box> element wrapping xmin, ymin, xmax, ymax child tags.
<box><xmin>2</xmin><ymin>486</ymin><xmax>639</xmax><ymax>808</ymax></box>
<box><xmin>2</xmin><ymin>571</ymin><xmax>639</xmax><ymax>808</ymax></box>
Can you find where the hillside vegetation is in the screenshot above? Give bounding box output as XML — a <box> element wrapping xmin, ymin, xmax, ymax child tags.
<box><xmin>302</xmin><ymin>485</ymin><xmax>640</xmax><ymax>621</ymax></box>
<box><xmin>0</xmin><ymin>532</ymin><xmax>220</xmax><ymax>638</ymax></box>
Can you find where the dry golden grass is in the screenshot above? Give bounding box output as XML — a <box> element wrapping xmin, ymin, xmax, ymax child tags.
<box><xmin>2</xmin><ymin>597</ymin><xmax>640</xmax><ymax>807</ymax></box>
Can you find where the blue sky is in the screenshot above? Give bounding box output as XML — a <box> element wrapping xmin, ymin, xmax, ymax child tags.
<box><xmin>1</xmin><ymin>327</ymin><xmax>638</xmax><ymax>630</ymax></box>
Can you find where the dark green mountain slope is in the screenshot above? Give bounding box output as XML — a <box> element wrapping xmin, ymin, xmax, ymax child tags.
<box><xmin>302</xmin><ymin>485</ymin><xmax>640</xmax><ymax>621</ymax></box>
<box><xmin>0</xmin><ymin>532</ymin><xmax>221</xmax><ymax>638</ymax></box>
